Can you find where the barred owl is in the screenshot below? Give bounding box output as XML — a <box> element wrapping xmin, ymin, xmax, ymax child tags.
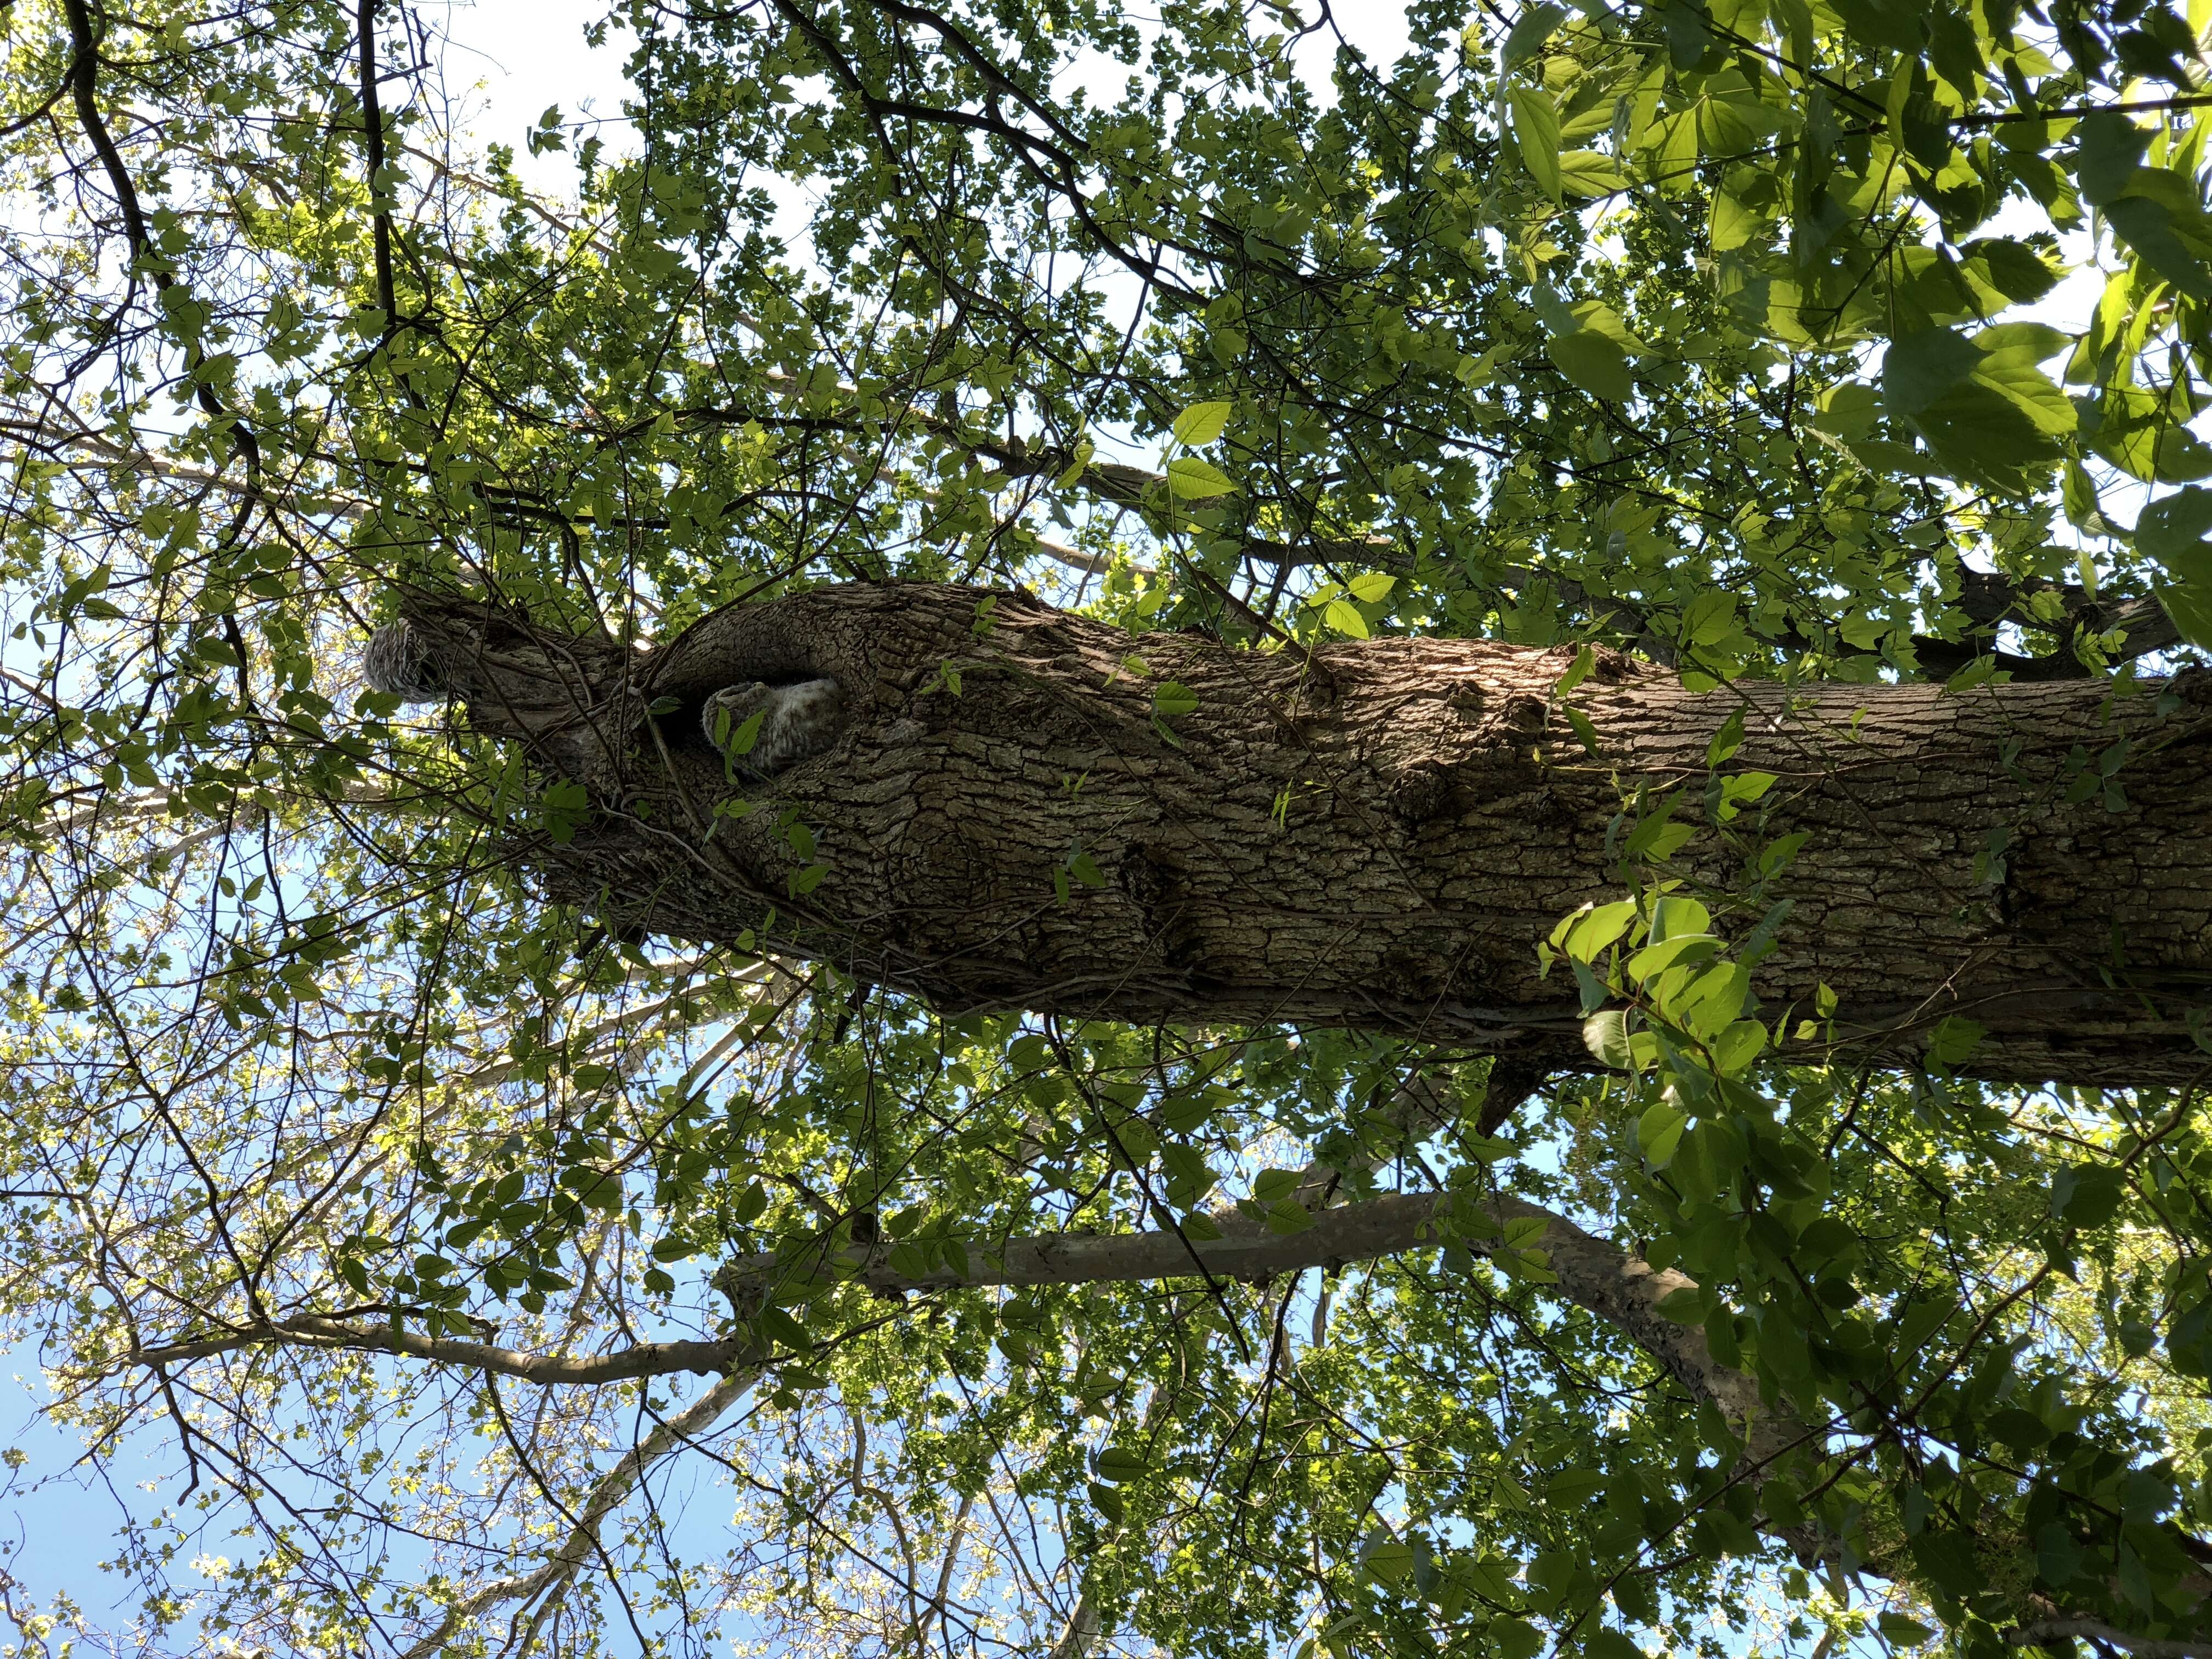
<box><xmin>701</xmin><ymin>679</ymin><xmax>843</xmax><ymax>777</ymax></box>
<box><xmin>359</xmin><ymin>619</ymin><xmax>454</xmax><ymax>703</ymax></box>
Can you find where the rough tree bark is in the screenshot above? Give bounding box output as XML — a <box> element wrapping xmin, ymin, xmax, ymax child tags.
<box><xmin>403</xmin><ymin>580</ymin><xmax>2212</xmax><ymax>1089</ymax></box>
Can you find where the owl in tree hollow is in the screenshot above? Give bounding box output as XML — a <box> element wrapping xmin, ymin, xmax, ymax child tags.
<box><xmin>360</xmin><ymin>619</ymin><xmax>842</xmax><ymax>780</ymax></box>
<box><xmin>700</xmin><ymin>679</ymin><xmax>844</xmax><ymax>778</ymax></box>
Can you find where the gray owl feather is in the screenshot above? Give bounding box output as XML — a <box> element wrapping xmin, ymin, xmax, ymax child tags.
<box><xmin>701</xmin><ymin>679</ymin><xmax>843</xmax><ymax>777</ymax></box>
<box><xmin>360</xmin><ymin>620</ymin><xmax>454</xmax><ymax>703</ymax></box>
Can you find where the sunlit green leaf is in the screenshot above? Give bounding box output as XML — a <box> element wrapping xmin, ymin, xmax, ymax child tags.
<box><xmin>1511</xmin><ymin>86</ymin><xmax>1564</xmax><ymax>200</ymax></box>
<box><xmin>1164</xmin><ymin>457</ymin><xmax>1238</xmax><ymax>498</ymax></box>
<box><xmin>1170</xmin><ymin>400</ymin><xmax>1232</xmax><ymax>446</ymax></box>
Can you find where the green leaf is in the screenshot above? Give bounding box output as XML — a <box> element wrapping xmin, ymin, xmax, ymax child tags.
<box><xmin>1675</xmin><ymin>961</ymin><xmax>1750</xmax><ymax>1038</ymax></box>
<box><xmin>1710</xmin><ymin>1019</ymin><xmax>1768</xmax><ymax>1074</ymax></box>
<box><xmin>1093</xmin><ymin>1446</ymin><xmax>1147</xmax><ymax>1483</ymax></box>
<box><xmin>1571</xmin><ymin>301</ymin><xmax>1649</xmax><ymax>352</ymax></box>
<box><xmin>1346</xmin><ymin>572</ymin><xmax>1395</xmax><ymax>603</ymax></box>
<box><xmin>1967</xmin><ymin>237</ymin><xmax>2062</xmax><ymax>303</ymax></box>
<box><xmin>1170</xmin><ymin>400</ymin><xmax>1231</xmax><ymax>446</ymax></box>
<box><xmin>1688</xmin><ymin>67</ymin><xmax>1774</xmax><ymax>151</ymax></box>
<box><xmin>1547</xmin><ymin>330</ymin><xmax>1634</xmax><ymax>401</ymax></box>
<box><xmin>2038</xmin><ymin>1522</ymin><xmax>2084</xmax><ymax>1587</ymax></box>
<box><xmin>1709</xmin><ymin>190</ymin><xmax>1763</xmax><ymax>251</ymax></box>
<box><xmin>1987</xmin><ymin>1406</ymin><xmax>2052</xmax><ymax>1449</ymax></box>
<box><xmin>1583</xmin><ymin>1009</ymin><xmax>1635</xmax><ymax>1070</ymax></box>
<box><xmin>1542</xmin><ymin>1467</ymin><xmax>1604</xmax><ymax>1505</ymax></box>
<box><xmin>1716</xmin><ymin>770</ymin><xmax>1774</xmax><ymax>820</ymax></box>
<box><xmin>1655</xmin><ymin>1286</ymin><xmax>1706</xmax><ymax>1323</ymax></box>
<box><xmin>1881</xmin><ymin>325</ymin><xmax>2074</xmax><ymax>488</ymax></box>
<box><xmin>1682</xmin><ymin>589</ymin><xmax>1738</xmax><ymax>646</ymax></box>
<box><xmin>2158</xmin><ymin>429</ymin><xmax>2212</xmax><ymax>482</ymax></box>
<box><xmin>1811</xmin><ymin>382</ymin><xmax>1880</xmax><ymax>442</ymax></box>
<box><xmin>567</xmin><ymin>1170</ymin><xmax>622</xmax><ymax>1211</ymax></box>
<box><xmin>712</xmin><ymin>706</ymin><xmax>766</xmax><ymax>758</ymax></box>
<box><xmin>1153</xmin><ymin>681</ymin><xmax>1199</xmax><ymax>718</ymax></box>
<box><xmin>1500</xmin><ymin>2</ymin><xmax>1567</xmax><ymax>67</ymax></box>
<box><xmin>1877</xmin><ymin>1615</ymin><xmax>1936</xmax><ymax>1648</ymax></box>
<box><xmin>758</xmin><ymin>1306</ymin><xmax>811</xmax><ymax>1352</ymax></box>
<box><xmin>2051</xmin><ymin>1163</ymin><xmax>2126</xmax><ymax>1228</ymax></box>
<box><xmin>1881</xmin><ymin>329</ymin><xmax>1982</xmax><ymax>420</ymax></box>
<box><xmin>1894</xmin><ymin>1295</ymin><xmax>1958</xmax><ymax>1357</ymax></box>
<box><xmin>2135</xmin><ymin>486</ymin><xmax>2212</xmax><ymax>577</ymax></box>
<box><xmin>1558</xmin><ymin>149</ymin><xmax>1628</xmax><ymax>198</ymax></box>
<box><xmin>2103</xmin><ymin>190</ymin><xmax>2212</xmax><ymax>303</ymax></box>
<box><xmin>1164</xmin><ymin>457</ymin><xmax>1238</xmax><ymax>498</ymax></box>
<box><xmin>2158</xmin><ymin>582</ymin><xmax>2212</xmax><ymax>646</ymax></box>
<box><xmin>1925</xmin><ymin>1015</ymin><xmax>1986</xmax><ymax>1067</ymax></box>
<box><xmin>1844</xmin><ymin>438</ymin><xmax>1944</xmax><ymax>479</ymax></box>
<box><xmin>1626</xmin><ymin>932</ymin><xmax>1719</xmax><ymax>982</ymax></box>
<box><xmin>1358</xmin><ymin>1537</ymin><xmax>1416</xmax><ymax>1585</ymax></box>
<box><xmin>1511</xmin><ymin>87</ymin><xmax>1564</xmax><ymax>200</ymax></box>
<box><xmin>2075</xmin><ymin>110</ymin><xmax>2152</xmax><ymax>206</ymax></box>
<box><xmin>1555</xmin><ymin>898</ymin><xmax>1636</xmax><ymax>962</ymax></box>
<box><xmin>1650</xmin><ymin>895</ymin><xmax>1711</xmax><ymax>941</ymax></box>
<box><xmin>1323</xmin><ymin>599</ymin><xmax>1370</xmax><ymax>638</ymax></box>
<box><xmin>1056</xmin><ymin>437</ymin><xmax>1094</xmax><ymax>486</ymax></box>
<box><xmin>1973</xmin><ymin>320</ymin><xmax>2070</xmax><ymax>364</ymax></box>
<box><xmin>2063</xmin><ymin>459</ymin><xmax>2112</xmax><ymax>532</ymax></box>
<box><xmin>1502</xmin><ymin>1215</ymin><xmax>1548</xmax><ymax>1251</ymax></box>
<box><xmin>1556</xmin><ymin>644</ymin><xmax>1595</xmax><ymax>695</ymax></box>
<box><xmin>1638</xmin><ymin>1099</ymin><xmax>1689</xmax><ymax>1165</ymax></box>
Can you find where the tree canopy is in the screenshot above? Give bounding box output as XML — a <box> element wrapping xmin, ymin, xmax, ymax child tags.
<box><xmin>5</xmin><ymin>0</ymin><xmax>2212</xmax><ymax>1655</ymax></box>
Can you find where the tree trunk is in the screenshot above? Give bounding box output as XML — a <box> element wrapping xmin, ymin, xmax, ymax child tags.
<box><xmin>408</xmin><ymin>581</ymin><xmax>2212</xmax><ymax>1089</ymax></box>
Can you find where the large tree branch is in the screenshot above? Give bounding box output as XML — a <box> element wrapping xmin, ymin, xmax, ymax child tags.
<box><xmin>114</xmin><ymin>1315</ymin><xmax>754</xmax><ymax>1385</ymax></box>
<box><xmin>712</xmin><ymin>1187</ymin><xmax>1764</xmax><ymax>1435</ymax></box>
<box><xmin>719</xmin><ymin>1189</ymin><xmax>1444</xmax><ymax>1292</ymax></box>
<box><xmin>425</xmin><ymin>580</ymin><xmax>2212</xmax><ymax>1087</ymax></box>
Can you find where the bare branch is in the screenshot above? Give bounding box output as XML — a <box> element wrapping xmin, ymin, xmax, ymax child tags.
<box><xmin>112</xmin><ymin>1316</ymin><xmax>757</xmax><ymax>1385</ymax></box>
<box><xmin>713</xmin><ymin>1187</ymin><xmax>1762</xmax><ymax>1434</ymax></box>
<box><xmin>400</xmin><ymin>1367</ymin><xmax>759</xmax><ymax>1658</ymax></box>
